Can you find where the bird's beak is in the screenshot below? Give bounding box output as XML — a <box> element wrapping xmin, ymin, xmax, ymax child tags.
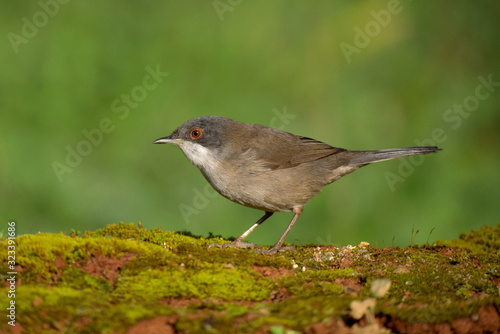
<box><xmin>153</xmin><ymin>134</ymin><xmax>181</xmax><ymax>145</ymax></box>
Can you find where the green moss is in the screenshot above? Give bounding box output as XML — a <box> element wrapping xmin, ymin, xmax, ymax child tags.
<box><xmin>278</xmin><ymin>269</ymin><xmax>353</xmax><ymax>298</ymax></box>
<box><xmin>113</xmin><ymin>266</ymin><xmax>274</xmax><ymax>302</ymax></box>
<box><xmin>1</xmin><ymin>222</ymin><xmax>499</xmax><ymax>333</ymax></box>
<box><xmin>58</xmin><ymin>267</ymin><xmax>113</xmax><ymax>292</ymax></box>
<box><xmin>88</xmin><ymin>222</ymin><xmax>229</xmax><ymax>251</ymax></box>
<box><xmin>436</xmin><ymin>223</ymin><xmax>500</xmax><ymax>254</ymax></box>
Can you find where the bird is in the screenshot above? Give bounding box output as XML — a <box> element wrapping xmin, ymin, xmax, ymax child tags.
<box><xmin>154</xmin><ymin>116</ymin><xmax>441</xmax><ymax>254</ymax></box>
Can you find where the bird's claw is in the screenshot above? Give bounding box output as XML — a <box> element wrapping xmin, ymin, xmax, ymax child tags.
<box><xmin>209</xmin><ymin>240</ymin><xmax>296</xmax><ymax>255</ymax></box>
<box><xmin>253</xmin><ymin>245</ymin><xmax>296</xmax><ymax>255</ymax></box>
<box><xmin>209</xmin><ymin>240</ymin><xmax>258</xmax><ymax>249</ymax></box>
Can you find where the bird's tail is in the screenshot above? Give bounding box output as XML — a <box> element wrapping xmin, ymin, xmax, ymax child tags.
<box><xmin>349</xmin><ymin>146</ymin><xmax>442</xmax><ymax>166</ymax></box>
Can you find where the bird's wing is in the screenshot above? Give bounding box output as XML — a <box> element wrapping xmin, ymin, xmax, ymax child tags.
<box><xmin>289</xmin><ymin>136</ymin><xmax>346</xmax><ymax>165</ymax></box>
<box><xmin>241</xmin><ymin>130</ymin><xmax>346</xmax><ymax>170</ymax></box>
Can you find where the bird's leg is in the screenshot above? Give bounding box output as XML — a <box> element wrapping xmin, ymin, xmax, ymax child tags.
<box><xmin>229</xmin><ymin>211</ymin><xmax>274</xmax><ymax>248</ymax></box>
<box><xmin>255</xmin><ymin>207</ymin><xmax>303</xmax><ymax>255</ymax></box>
<box><xmin>209</xmin><ymin>212</ymin><xmax>274</xmax><ymax>249</ymax></box>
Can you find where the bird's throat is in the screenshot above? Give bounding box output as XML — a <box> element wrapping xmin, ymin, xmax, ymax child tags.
<box><xmin>179</xmin><ymin>142</ymin><xmax>220</xmax><ymax>171</ymax></box>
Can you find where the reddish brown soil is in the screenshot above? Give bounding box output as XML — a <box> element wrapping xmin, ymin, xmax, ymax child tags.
<box><xmin>75</xmin><ymin>252</ymin><xmax>138</xmax><ymax>285</ymax></box>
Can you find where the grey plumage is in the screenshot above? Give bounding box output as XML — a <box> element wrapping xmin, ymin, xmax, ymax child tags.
<box><xmin>348</xmin><ymin>146</ymin><xmax>441</xmax><ymax>166</ymax></box>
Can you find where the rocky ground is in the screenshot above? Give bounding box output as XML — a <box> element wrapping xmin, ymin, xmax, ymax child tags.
<box><xmin>1</xmin><ymin>223</ymin><xmax>499</xmax><ymax>333</ymax></box>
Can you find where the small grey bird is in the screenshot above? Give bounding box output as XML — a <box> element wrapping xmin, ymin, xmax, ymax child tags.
<box><xmin>154</xmin><ymin>116</ymin><xmax>441</xmax><ymax>254</ymax></box>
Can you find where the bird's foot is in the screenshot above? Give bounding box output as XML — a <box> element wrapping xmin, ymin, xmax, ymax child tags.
<box><xmin>253</xmin><ymin>245</ymin><xmax>296</xmax><ymax>255</ymax></box>
<box><xmin>209</xmin><ymin>240</ymin><xmax>258</xmax><ymax>249</ymax></box>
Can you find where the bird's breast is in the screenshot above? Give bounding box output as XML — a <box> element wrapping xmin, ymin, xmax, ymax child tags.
<box><xmin>178</xmin><ymin>141</ymin><xmax>232</xmax><ymax>194</ymax></box>
<box><xmin>179</xmin><ymin>141</ymin><xmax>319</xmax><ymax>212</ymax></box>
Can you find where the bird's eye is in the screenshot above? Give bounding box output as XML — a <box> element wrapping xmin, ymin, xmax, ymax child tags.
<box><xmin>189</xmin><ymin>128</ymin><xmax>203</xmax><ymax>140</ymax></box>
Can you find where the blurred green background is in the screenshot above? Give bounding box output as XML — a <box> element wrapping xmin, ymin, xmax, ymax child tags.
<box><xmin>1</xmin><ymin>1</ymin><xmax>499</xmax><ymax>247</ymax></box>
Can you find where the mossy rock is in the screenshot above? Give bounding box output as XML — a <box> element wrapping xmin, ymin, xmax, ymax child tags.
<box><xmin>1</xmin><ymin>222</ymin><xmax>499</xmax><ymax>333</ymax></box>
